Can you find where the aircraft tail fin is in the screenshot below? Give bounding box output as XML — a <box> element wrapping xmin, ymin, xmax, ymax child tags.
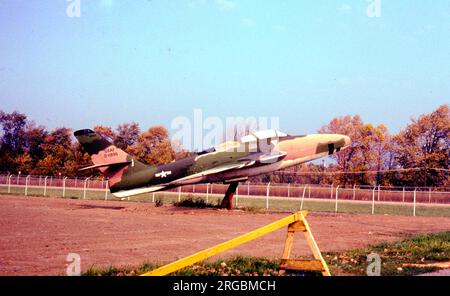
<box><xmin>74</xmin><ymin>129</ymin><xmax>148</xmax><ymax>186</ymax></box>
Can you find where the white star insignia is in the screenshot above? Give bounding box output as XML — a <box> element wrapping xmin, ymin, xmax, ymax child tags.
<box><xmin>155</xmin><ymin>170</ymin><xmax>172</xmax><ymax>178</ymax></box>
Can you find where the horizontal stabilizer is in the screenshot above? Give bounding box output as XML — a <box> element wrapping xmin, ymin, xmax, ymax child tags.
<box><xmin>79</xmin><ymin>161</ymin><xmax>132</xmax><ymax>171</ymax></box>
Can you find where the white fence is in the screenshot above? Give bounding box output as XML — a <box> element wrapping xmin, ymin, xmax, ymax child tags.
<box><xmin>0</xmin><ymin>174</ymin><xmax>449</xmax><ymax>217</ymax></box>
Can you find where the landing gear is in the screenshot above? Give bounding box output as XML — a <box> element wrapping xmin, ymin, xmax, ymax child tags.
<box><xmin>220</xmin><ymin>182</ymin><xmax>239</xmax><ymax>210</ymax></box>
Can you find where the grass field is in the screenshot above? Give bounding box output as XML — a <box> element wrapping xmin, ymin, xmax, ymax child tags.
<box><xmin>326</xmin><ymin>231</ymin><xmax>450</xmax><ymax>276</ymax></box>
<box><xmin>82</xmin><ymin>232</ymin><xmax>450</xmax><ymax>276</ymax></box>
<box><xmin>1</xmin><ymin>185</ymin><xmax>449</xmax><ymax>217</ymax></box>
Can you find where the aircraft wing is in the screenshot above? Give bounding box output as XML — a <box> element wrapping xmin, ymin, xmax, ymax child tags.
<box><xmin>78</xmin><ymin>161</ymin><xmax>132</xmax><ymax>171</ymax></box>
<box><xmin>237</xmin><ymin>151</ymin><xmax>287</xmax><ymax>164</ymax></box>
<box><xmin>172</xmin><ymin>151</ymin><xmax>287</xmax><ymax>184</ymax></box>
<box><xmin>172</xmin><ymin>161</ymin><xmax>253</xmax><ymax>184</ymax></box>
<box><xmin>112</xmin><ymin>185</ymin><xmax>166</xmax><ymax>198</ymax></box>
<box><xmin>112</xmin><ymin>151</ymin><xmax>287</xmax><ymax>197</ymax></box>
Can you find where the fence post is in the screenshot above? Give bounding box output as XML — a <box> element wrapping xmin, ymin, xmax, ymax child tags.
<box><xmin>24</xmin><ymin>175</ymin><xmax>27</xmax><ymax>195</ymax></box>
<box><xmin>39</xmin><ymin>175</ymin><xmax>41</xmax><ymax>187</ymax></box>
<box><xmin>206</xmin><ymin>183</ymin><xmax>209</xmax><ymax>203</ymax></box>
<box><xmin>25</xmin><ymin>175</ymin><xmax>30</xmax><ymax>196</ymax></box>
<box><xmin>300</xmin><ymin>185</ymin><xmax>306</xmax><ymax>210</ymax></box>
<box><xmin>330</xmin><ymin>184</ymin><xmax>333</xmax><ymax>199</ymax></box>
<box><xmin>353</xmin><ymin>184</ymin><xmax>356</xmax><ymax>200</ymax></box>
<box><xmin>178</xmin><ymin>187</ymin><xmax>181</xmax><ymax>202</ymax></box>
<box><xmin>266</xmin><ymin>182</ymin><xmax>270</xmax><ymax>209</ymax></box>
<box><xmin>413</xmin><ymin>188</ymin><xmax>417</xmax><ymax>217</ymax></box>
<box><xmin>429</xmin><ymin>188</ymin><xmax>432</xmax><ymax>204</ymax></box>
<box><xmin>44</xmin><ymin>176</ymin><xmax>48</xmax><ymax>196</ymax></box>
<box><xmin>335</xmin><ymin>185</ymin><xmax>340</xmax><ymax>213</ymax></box>
<box><xmin>63</xmin><ymin>177</ymin><xmax>67</xmax><ymax>197</ymax></box>
<box><xmin>7</xmin><ymin>174</ymin><xmax>13</xmax><ymax>193</ymax></box>
<box><xmin>152</xmin><ymin>193</ymin><xmax>155</xmax><ymax>203</ymax></box>
<box><xmin>104</xmin><ymin>181</ymin><xmax>108</xmax><ymax>201</ymax></box>
<box><xmin>402</xmin><ymin>187</ymin><xmax>405</xmax><ymax>203</ymax></box>
<box><xmin>287</xmin><ymin>183</ymin><xmax>290</xmax><ymax>198</ymax></box>
<box><xmin>83</xmin><ymin>177</ymin><xmax>89</xmax><ymax>200</ymax></box>
<box><xmin>372</xmin><ymin>186</ymin><xmax>376</xmax><ymax>215</ymax></box>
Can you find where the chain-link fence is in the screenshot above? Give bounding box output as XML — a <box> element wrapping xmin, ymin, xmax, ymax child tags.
<box><xmin>0</xmin><ymin>174</ymin><xmax>449</xmax><ymax>217</ymax></box>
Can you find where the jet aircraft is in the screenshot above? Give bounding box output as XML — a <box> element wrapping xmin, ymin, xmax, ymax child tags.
<box><xmin>74</xmin><ymin>129</ymin><xmax>351</xmax><ymax>209</ymax></box>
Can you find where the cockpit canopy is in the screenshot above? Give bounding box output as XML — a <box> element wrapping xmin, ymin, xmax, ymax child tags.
<box><xmin>240</xmin><ymin>129</ymin><xmax>288</xmax><ymax>143</ymax></box>
<box><xmin>240</xmin><ymin>129</ymin><xmax>288</xmax><ymax>153</ymax></box>
<box><xmin>197</xmin><ymin>129</ymin><xmax>289</xmax><ymax>155</ymax></box>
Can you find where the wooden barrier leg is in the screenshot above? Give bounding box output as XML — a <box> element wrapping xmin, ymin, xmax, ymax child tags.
<box><xmin>299</xmin><ymin>212</ymin><xmax>331</xmax><ymax>276</ymax></box>
<box><xmin>279</xmin><ymin>229</ymin><xmax>295</xmax><ymax>275</ymax></box>
<box><xmin>279</xmin><ymin>213</ymin><xmax>330</xmax><ymax>276</ymax></box>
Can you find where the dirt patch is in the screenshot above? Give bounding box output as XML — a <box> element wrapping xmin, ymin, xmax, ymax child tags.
<box><xmin>0</xmin><ymin>195</ymin><xmax>449</xmax><ymax>275</ymax></box>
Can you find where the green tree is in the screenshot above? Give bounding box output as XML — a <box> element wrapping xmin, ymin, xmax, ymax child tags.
<box><xmin>115</xmin><ymin>122</ymin><xmax>140</xmax><ymax>151</ymax></box>
<box><xmin>23</xmin><ymin>123</ymin><xmax>47</xmax><ymax>170</ymax></box>
<box><xmin>0</xmin><ymin>111</ymin><xmax>28</xmax><ymax>173</ymax></box>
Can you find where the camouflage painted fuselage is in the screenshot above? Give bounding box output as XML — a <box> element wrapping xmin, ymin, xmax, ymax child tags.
<box><xmin>74</xmin><ymin>129</ymin><xmax>350</xmax><ymax>198</ymax></box>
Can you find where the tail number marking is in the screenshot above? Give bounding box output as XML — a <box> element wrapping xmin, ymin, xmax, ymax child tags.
<box><xmin>104</xmin><ymin>147</ymin><xmax>118</xmax><ymax>158</ymax></box>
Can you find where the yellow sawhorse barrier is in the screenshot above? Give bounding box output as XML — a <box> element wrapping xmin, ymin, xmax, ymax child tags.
<box><xmin>141</xmin><ymin>210</ymin><xmax>330</xmax><ymax>276</ymax></box>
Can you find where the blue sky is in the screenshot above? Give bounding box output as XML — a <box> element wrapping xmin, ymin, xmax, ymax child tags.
<box><xmin>0</xmin><ymin>0</ymin><xmax>449</xmax><ymax>136</ymax></box>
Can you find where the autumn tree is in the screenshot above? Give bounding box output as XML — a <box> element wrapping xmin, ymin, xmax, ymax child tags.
<box><xmin>16</xmin><ymin>123</ymin><xmax>48</xmax><ymax>174</ymax></box>
<box><xmin>34</xmin><ymin>128</ymin><xmax>75</xmax><ymax>176</ymax></box>
<box><xmin>319</xmin><ymin>115</ymin><xmax>397</xmax><ymax>186</ymax></box>
<box><xmin>356</xmin><ymin>124</ymin><xmax>395</xmax><ymax>185</ymax></box>
<box><xmin>130</xmin><ymin>126</ymin><xmax>175</xmax><ymax>165</ymax></box>
<box><xmin>394</xmin><ymin>105</ymin><xmax>450</xmax><ymax>187</ymax></box>
<box><xmin>24</xmin><ymin>124</ymin><xmax>47</xmax><ymax>161</ymax></box>
<box><xmin>94</xmin><ymin>125</ymin><xmax>117</xmax><ymax>142</ymax></box>
<box><xmin>64</xmin><ymin>142</ymin><xmax>92</xmax><ymax>177</ymax></box>
<box><xmin>318</xmin><ymin>115</ymin><xmax>364</xmax><ymax>185</ymax></box>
